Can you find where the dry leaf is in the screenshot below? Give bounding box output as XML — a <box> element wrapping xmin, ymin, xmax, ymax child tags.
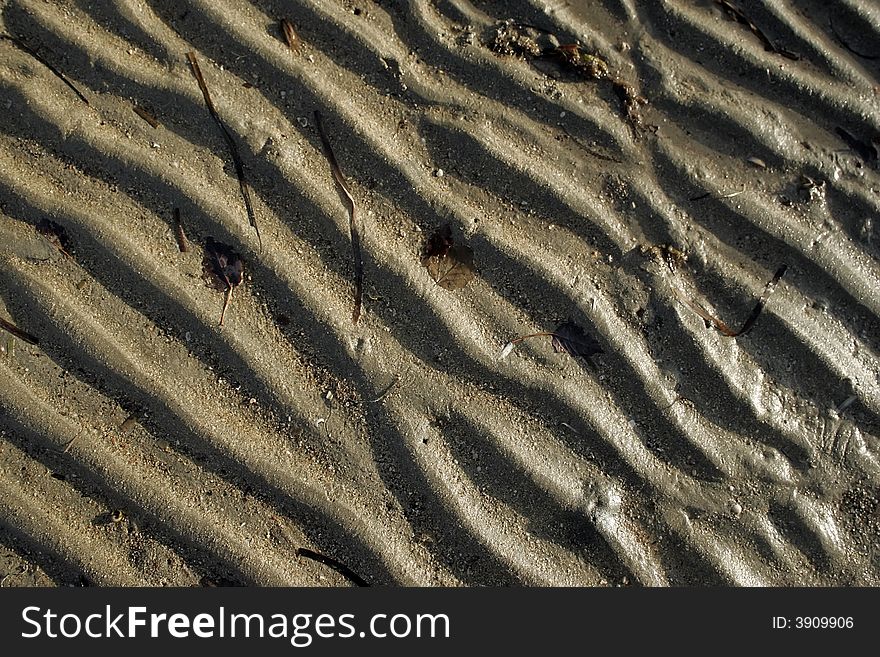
<box><xmin>36</xmin><ymin>219</ymin><xmax>71</xmax><ymax>256</ymax></box>
<box><xmin>551</xmin><ymin>321</ymin><xmax>603</xmax><ymax>361</ymax></box>
<box><xmin>424</xmin><ymin>223</ymin><xmax>453</xmax><ymax>259</ymax></box>
<box><xmin>422</xmin><ymin>224</ymin><xmax>475</xmax><ymax>290</ymax></box>
<box><xmin>202</xmin><ymin>238</ymin><xmax>244</xmax><ymax>326</ymax></box>
<box><xmin>501</xmin><ymin>321</ymin><xmax>602</xmax><ymax>365</ymax></box>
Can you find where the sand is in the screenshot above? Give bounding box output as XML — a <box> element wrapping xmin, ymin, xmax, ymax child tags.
<box><xmin>0</xmin><ymin>0</ymin><xmax>878</xmax><ymax>587</ymax></box>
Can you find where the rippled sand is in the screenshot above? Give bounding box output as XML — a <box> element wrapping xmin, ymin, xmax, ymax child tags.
<box><xmin>0</xmin><ymin>0</ymin><xmax>878</xmax><ymax>586</ymax></box>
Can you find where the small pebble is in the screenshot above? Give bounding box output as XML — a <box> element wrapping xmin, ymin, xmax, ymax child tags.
<box><xmin>434</xmin><ymin>168</ymin><xmax>444</xmax><ymax>177</ymax></box>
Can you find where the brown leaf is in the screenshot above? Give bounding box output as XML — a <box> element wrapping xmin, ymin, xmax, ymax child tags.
<box><xmin>422</xmin><ymin>225</ymin><xmax>475</xmax><ymax>290</ymax></box>
<box><xmin>202</xmin><ymin>238</ymin><xmax>243</xmax><ymax>326</ymax></box>
<box><xmin>423</xmin><ymin>223</ymin><xmax>453</xmax><ymax>260</ymax></box>
<box><xmin>551</xmin><ymin>321</ymin><xmax>603</xmax><ymax>361</ymax></box>
<box><xmin>36</xmin><ymin>219</ymin><xmax>71</xmax><ymax>256</ymax></box>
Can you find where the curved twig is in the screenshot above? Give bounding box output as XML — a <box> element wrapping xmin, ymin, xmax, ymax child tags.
<box><xmin>314</xmin><ymin>110</ymin><xmax>364</xmax><ymax>324</ymax></box>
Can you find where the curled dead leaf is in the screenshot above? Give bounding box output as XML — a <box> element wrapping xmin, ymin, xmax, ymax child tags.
<box><xmin>36</xmin><ymin>219</ymin><xmax>71</xmax><ymax>256</ymax></box>
<box><xmin>550</xmin><ymin>321</ymin><xmax>603</xmax><ymax>362</ymax></box>
<box><xmin>202</xmin><ymin>238</ymin><xmax>244</xmax><ymax>326</ymax></box>
<box><xmin>422</xmin><ymin>224</ymin><xmax>475</xmax><ymax>290</ymax></box>
<box><xmin>501</xmin><ymin>321</ymin><xmax>602</xmax><ymax>366</ymax></box>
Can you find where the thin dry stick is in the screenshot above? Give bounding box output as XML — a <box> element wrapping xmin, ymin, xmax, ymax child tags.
<box><xmin>369</xmin><ymin>375</ymin><xmax>400</xmax><ymax>403</ymax></box>
<box><xmin>736</xmin><ymin>264</ymin><xmax>787</xmax><ymax>336</ymax></box>
<box><xmin>313</xmin><ymin>109</ymin><xmax>364</xmax><ymax>324</ymax></box>
<box><xmin>280</xmin><ymin>18</ymin><xmax>300</xmax><ymax>52</ymax></box>
<box><xmin>715</xmin><ymin>0</ymin><xmax>775</xmax><ymax>53</ymax></box>
<box><xmin>0</xmin><ymin>317</ymin><xmax>39</xmax><ymax>345</ymax></box>
<box><xmin>370</xmin><ymin>371</ymin><xmax>410</xmax><ymax>403</ymax></box>
<box><xmin>212</xmin><ymin>263</ymin><xmax>234</xmax><ymax>327</ymax></box>
<box><xmin>62</xmin><ymin>430</ymin><xmax>82</xmax><ymax>454</ymax></box>
<box><xmin>672</xmin><ymin>290</ymin><xmax>737</xmax><ymax>336</ymax></box>
<box><xmin>675</xmin><ymin>264</ymin><xmax>787</xmax><ymax>337</ymax></box>
<box><xmin>219</xmin><ymin>286</ymin><xmax>233</xmax><ymax>327</ymax></box>
<box><xmin>3</xmin><ymin>34</ymin><xmax>89</xmax><ymax>105</ymax></box>
<box><xmin>133</xmin><ymin>105</ymin><xmax>159</xmax><ymax>128</ymax></box>
<box><xmin>186</xmin><ymin>52</ymin><xmax>262</xmax><ymax>249</ymax></box>
<box><xmin>173</xmin><ymin>207</ymin><xmax>189</xmax><ymax>252</ymax></box>
<box><xmin>296</xmin><ymin>548</ymin><xmax>369</xmax><ymax>587</ymax></box>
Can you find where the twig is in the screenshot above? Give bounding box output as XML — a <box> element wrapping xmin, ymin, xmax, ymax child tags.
<box><xmin>0</xmin><ymin>317</ymin><xmax>39</xmax><ymax>346</ymax></box>
<box><xmin>133</xmin><ymin>105</ymin><xmax>159</xmax><ymax>128</ymax></box>
<box><xmin>673</xmin><ymin>290</ymin><xmax>737</xmax><ymax>336</ymax></box>
<box><xmin>714</xmin><ymin>1</ymin><xmax>796</xmax><ymax>59</ymax></box>
<box><xmin>736</xmin><ymin>264</ymin><xmax>787</xmax><ymax>336</ymax></box>
<box><xmin>369</xmin><ymin>375</ymin><xmax>401</xmax><ymax>403</ymax></box>
<box><xmin>296</xmin><ymin>548</ymin><xmax>369</xmax><ymax>586</ymax></box>
<box><xmin>186</xmin><ymin>52</ymin><xmax>262</xmax><ymax>249</ymax></box>
<box><xmin>675</xmin><ymin>265</ymin><xmax>787</xmax><ymax>337</ymax></box>
<box><xmin>313</xmin><ymin>110</ymin><xmax>364</xmax><ymax>324</ymax></box>
<box><xmin>173</xmin><ymin>208</ymin><xmax>189</xmax><ymax>252</ymax></box>
<box><xmin>835</xmin><ymin>127</ymin><xmax>878</xmax><ymax>163</ymax></box>
<box><xmin>280</xmin><ymin>19</ymin><xmax>301</xmax><ymax>53</ymax></box>
<box><xmin>836</xmin><ymin>395</ymin><xmax>857</xmax><ymax>414</ymax></box>
<box><xmin>690</xmin><ymin>189</ymin><xmax>744</xmax><ymax>202</ymax></box>
<box><xmin>2</xmin><ymin>34</ymin><xmax>89</xmax><ymax>105</ymax></box>
<box><xmin>219</xmin><ymin>286</ymin><xmax>233</xmax><ymax>327</ymax></box>
<box><xmin>62</xmin><ymin>431</ymin><xmax>82</xmax><ymax>454</ymax></box>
